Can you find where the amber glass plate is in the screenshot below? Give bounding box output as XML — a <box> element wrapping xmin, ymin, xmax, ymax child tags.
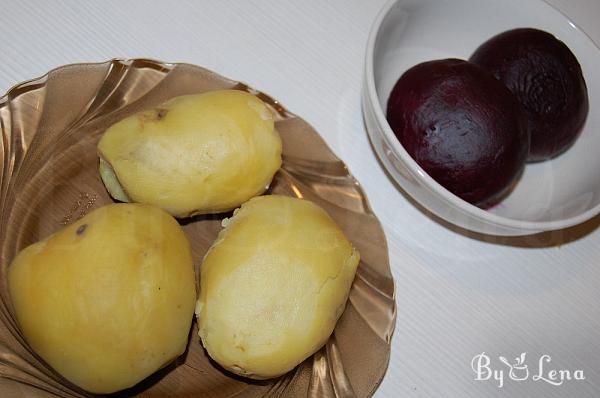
<box><xmin>0</xmin><ymin>59</ymin><xmax>396</xmax><ymax>398</ymax></box>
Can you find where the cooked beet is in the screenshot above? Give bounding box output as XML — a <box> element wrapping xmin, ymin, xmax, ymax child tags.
<box><xmin>386</xmin><ymin>59</ymin><xmax>529</xmax><ymax>208</ymax></box>
<box><xmin>470</xmin><ymin>28</ymin><xmax>588</xmax><ymax>161</ymax></box>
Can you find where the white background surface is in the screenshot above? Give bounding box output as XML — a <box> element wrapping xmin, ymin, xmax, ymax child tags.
<box><xmin>1</xmin><ymin>1</ymin><xmax>599</xmax><ymax>397</ymax></box>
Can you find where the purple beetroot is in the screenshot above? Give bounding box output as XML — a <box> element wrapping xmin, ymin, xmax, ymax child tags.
<box><xmin>387</xmin><ymin>58</ymin><xmax>529</xmax><ymax>208</ymax></box>
<box><xmin>470</xmin><ymin>28</ymin><xmax>588</xmax><ymax>161</ymax></box>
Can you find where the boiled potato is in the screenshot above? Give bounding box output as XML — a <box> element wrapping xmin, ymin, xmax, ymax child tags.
<box><xmin>97</xmin><ymin>89</ymin><xmax>282</xmax><ymax>218</ymax></box>
<box><xmin>196</xmin><ymin>195</ymin><xmax>360</xmax><ymax>379</ymax></box>
<box><xmin>8</xmin><ymin>204</ymin><xmax>196</xmax><ymax>394</ymax></box>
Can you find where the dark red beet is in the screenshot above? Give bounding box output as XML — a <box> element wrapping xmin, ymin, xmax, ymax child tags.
<box><xmin>387</xmin><ymin>59</ymin><xmax>529</xmax><ymax>208</ymax></box>
<box><xmin>470</xmin><ymin>28</ymin><xmax>588</xmax><ymax>161</ymax></box>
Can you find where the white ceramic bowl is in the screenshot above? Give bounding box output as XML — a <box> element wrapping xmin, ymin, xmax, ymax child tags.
<box><xmin>363</xmin><ymin>0</ymin><xmax>600</xmax><ymax>236</ymax></box>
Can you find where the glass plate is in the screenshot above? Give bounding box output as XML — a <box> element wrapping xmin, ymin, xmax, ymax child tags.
<box><xmin>0</xmin><ymin>59</ymin><xmax>396</xmax><ymax>398</ymax></box>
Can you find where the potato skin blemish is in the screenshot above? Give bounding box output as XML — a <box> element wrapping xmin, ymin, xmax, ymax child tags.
<box><xmin>156</xmin><ymin>108</ymin><xmax>168</xmax><ymax>120</ymax></box>
<box><xmin>76</xmin><ymin>224</ymin><xmax>88</xmax><ymax>236</ymax></box>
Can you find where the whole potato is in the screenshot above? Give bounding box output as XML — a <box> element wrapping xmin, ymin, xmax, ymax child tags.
<box><xmin>8</xmin><ymin>204</ymin><xmax>196</xmax><ymax>394</ymax></box>
<box><xmin>97</xmin><ymin>90</ymin><xmax>282</xmax><ymax>218</ymax></box>
<box><xmin>196</xmin><ymin>195</ymin><xmax>360</xmax><ymax>379</ymax></box>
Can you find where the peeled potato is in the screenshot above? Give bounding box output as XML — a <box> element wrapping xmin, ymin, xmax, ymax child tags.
<box><xmin>8</xmin><ymin>204</ymin><xmax>196</xmax><ymax>394</ymax></box>
<box><xmin>97</xmin><ymin>89</ymin><xmax>282</xmax><ymax>218</ymax></box>
<box><xmin>196</xmin><ymin>195</ymin><xmax>360</xmax><ymax>379</ymax></box>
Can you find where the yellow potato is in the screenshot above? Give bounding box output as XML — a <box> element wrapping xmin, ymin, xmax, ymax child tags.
<box><xmin>8</xmin><ymin>204</ymin><xmax>196</xmax><ymax>394</ymax></box>
<box><xmin>196</xmin><ymin>195</ymin><xmax>360</xmax><ymax>379</ymax></box>
<box><xmin>97</xmin><ymin>90</ymin><xmax>282</xmax><ymax>218</ymax></box>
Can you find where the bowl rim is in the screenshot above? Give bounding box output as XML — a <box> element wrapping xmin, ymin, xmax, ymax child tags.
<box><xmin>364</xmin><ymin>0</ymin><xmax>600</xmax><ymax>232</ymax></box>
